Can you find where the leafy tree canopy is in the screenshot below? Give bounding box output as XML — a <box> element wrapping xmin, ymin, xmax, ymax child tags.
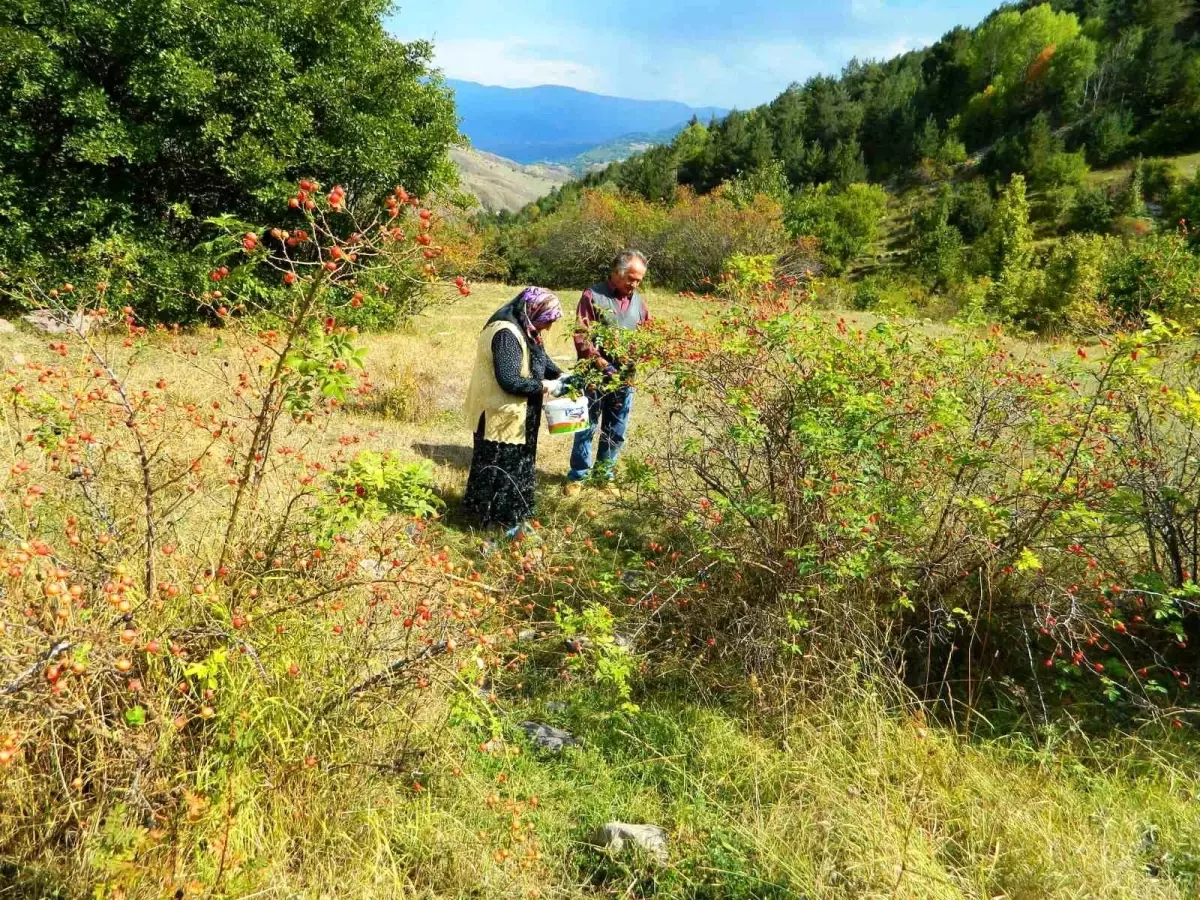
<box><xmin>0</xmin><ymin>0</ymin><xmax>458</xmax><ymax>266</ymax></box>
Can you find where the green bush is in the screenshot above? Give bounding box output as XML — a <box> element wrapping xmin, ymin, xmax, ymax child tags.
<box><xmin>1031</xmin><ymin>148</ymin><xmax>1090</xmax><ymax>191</ymax></box>
<box><xmin>1100</xmin><ymin>230</ymin><xmax>1200</xmax><ymax>323</ymax></box>
<box><xmin>785</xmin><ymin>182</ymin><xmax>889</xmax><ymax>274</ymax></box>
<box><xmin>979</xmin><ymin>175</ymin><xmax>1043</xmax><ymax>324</ymax></box>
<box><xmin>1141</xmin><ymin>158</ymin><xmax>1180</xmax><ymax>203</ymax></box>
<box><xmin>0</xmin><ymin>0</ymin><xmax>458</xmax><ymax>318</ymax></box>
<box><xmin>722</xmin><ymin>253</ymin><xmax>778</xmax><ymax>293</ymax></box>
<box><xmin>1034</xmin><ymin>233</ymin><xmax>1111</xmax><ymax>331</ymax></box>
<box><xmin>1113</xmin><ymin>163</ymin><xmax>1146</xmax><ymax>218</ymax></box>
<box><xmin>1082</xmin><ymin>108</ymin><xmax>1137</xmax><ymax>166</ymax></box>
<box><xmin>949</xmin><ymin>180</ymin><xmax>994</xmax><ymax>242</ymax></box>
<box><xmin>317</xmin><ymin>452</ymin><xmax>442</xmax><ymax>546</ymax></box>
<box><xmin>851</xmin><ymin>274</ymin><xmax>921</xmax><ymax>315</ymax></box>
<box><xmin>911</xmin><ymin>186</ymin><xmax>967</xmax><ymax>290</ymax></box>
<box><xmin>627</xmin><ymin>295</ymin><xmax>1200</xmax><ymax>718</ymax></box>
<box><xmin>501</xmin><ymin>187</ymin><xmax>787</xmax><ymax>291</ymax></box>
<box><xmin>1166</xmin><ymin>170</ymin><xmax>1200</xmax><ymax>237</ymax></box>
<box><xmin>724</xmin><ymin>160</ymin><xmax>791</xmax><ymax>208</ymax></box>
<box><xmin>1070</xmin><ymin>185</ymin><xmax>1118</xmax><ymax>234</ymax></box>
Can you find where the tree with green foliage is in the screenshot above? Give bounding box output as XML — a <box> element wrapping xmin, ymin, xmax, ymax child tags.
<box><xmin>1070</xmin><ymin>184</ymin><xmax>1118</xmax><ymax>233</ymax></box>
<box><xmin>949</xmin><ymin>179</ymin><xmax>995</xmax><ymax>242</ymax></box>
<box><xmin>912</xmin><ymin>184</ymin><xmax>967</xmax><ymax>289</ymax></box>
<box><xmin>1101</xmin><ymin>228</ymin><xmax>1200</xmax><ymax>320</ymax></box>
<box><xmin>987</xmin><ymin>112</ymin><xmax>1089</xmax><ymax>189</ymax></box>
<box><xmin>1114</xmin><ymin>159</ymin><xmax>1146</xmax><ymax>218</ymax></box>
<box><xmin>1166</xmin><ymin>170</ymin><xmax>1200</xmax><ymax>240</ymax></box>
<box><xmin>0</xmin><ymin>0</ymin><xmax>457</xmax><ymax>314</ymax></box>
<box><xmin>1082</xmin><ymin>108</ymin><xmax>1137</xmax><ymax>165</ymax></box>
<box><xmin>725</xmin><ymin>160</ymin><xmax>792</xmax><ymax>208</ymax></box>
<box><xmin>1036</xmin><ymin>232</ymin><xmax>1110</xmax><ymax>330</ymax></box>
<box><xmin>983</xmin><ymin>174</ymin><xmax>1034</xmax><ymax>275</ymax></box>
<box><xmin>982</xmin><ymin>174</ymin><xmax>1043</xmax><ymax>322</ymax></box>
<box><xmin>963</xmin><ymin>4</ymin><xmax>1095</xmax><ymax>140</ymax></box>
<box><xmin>785</xmin><ymin>182</ymin><xmax>889</xmax><ymax>273</ymax></box>
<box><xmin>617</xmin><ymin>144</ymin><xmax>678</xmax><ymax>203</ymax></box>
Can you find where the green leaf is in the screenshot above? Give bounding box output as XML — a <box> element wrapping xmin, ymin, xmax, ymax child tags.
<box><xmin>1015</xmin><ymin>548</ymin><xmax>1043</xmax><ymax>572</ymax></box>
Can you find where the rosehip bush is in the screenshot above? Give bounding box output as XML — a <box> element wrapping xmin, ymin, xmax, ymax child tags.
<box><xmin>0</xmin><ymin>183</ymin><xmax>522</xmax><ymax>895</ymax></box>
<box><xmin>613</xmin><ymin>288</ymin><xmax>1198</xmax><ymax>728</ymax></box>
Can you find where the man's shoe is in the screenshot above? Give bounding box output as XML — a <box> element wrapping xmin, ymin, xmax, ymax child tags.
<box><xmin>562</xmin><ymin>481</ymin><xmax>583</xmax><ymax>498</ymax></box>
<box><xmin>600</xmin><ymin>482</ymin><xmax>620</xmax><ymax>498</ymax></box>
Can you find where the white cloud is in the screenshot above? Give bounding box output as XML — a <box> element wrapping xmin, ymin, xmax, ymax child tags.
<box><xmin>829</xmin><ymin>33</ymin><xmax>932</xmax><ymax>64</ymax></box>
<box><xmin>427</xmin><ymin>37</ymin><xmax>608</xmax><ymax>93</ymax></box>
<box><xmin>628</xmin><ymin>39</ymin><xmax>827</xmax><ymax>107</ymax></box>
<box><xmin>850</xmin><ymin>0</ymin><xmax>885</xmax><ymax>21</ymax></box>
<box><xmin>412</xmin><ymin>27</ymin><xmax>934</xmax><ymax>108</ymax></box>
<box><xmin>406</xmin><ymin>19</ymin><xmax>832</xmax><ymax>108</ymax></box>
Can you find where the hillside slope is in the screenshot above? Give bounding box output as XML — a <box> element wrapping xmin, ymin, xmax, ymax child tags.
<box><xmin>563</xmin><ymin>124</ymin><xmax>687</xmax><ymax>174</ymax></box>
<box><xmin>447</xmin><ymin>79</ymin><xmax>726</xmax><ymax>164</ymax></box>
<box><xmin>450</xmin><ymin>146</ymin><xmax>571</xmax><ymax>212</ymax></box>
<box><xmin>516</xmin><ymin>0</ymin><xmax>1199</xmax><ymax>208</ymax></box>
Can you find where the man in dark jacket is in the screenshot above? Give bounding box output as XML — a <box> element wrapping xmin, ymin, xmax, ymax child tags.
<box><xmin>564</xmin><ymin>249</ymin><xmax>649</xmax><ymax>495</ymax></box>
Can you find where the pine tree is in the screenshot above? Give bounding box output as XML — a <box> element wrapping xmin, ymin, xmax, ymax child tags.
<box><xmin>985</xmin><ymin>174</ymin><xmax>1034</xmax><ymax>277</ymax></box>
<box><xmin>983</xmin><ymin>174</ymin><xmax>1041</xmax><ymax>322</ymax></box>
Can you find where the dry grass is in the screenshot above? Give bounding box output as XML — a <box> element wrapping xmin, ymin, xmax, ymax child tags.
<box><xmin>0</xmin><ymin>282</ymin><xmax>1087</xmax><ymax>505</ymax></box>
<box><xmin>4</xmin><ymin>285</ymin><xmax>1200</xmax><ymax>899</ymax></box>
<box><xmin>1089</xmin><ymin>151</ymin><xmax>1200</xmax><ymax>187</ymax></box>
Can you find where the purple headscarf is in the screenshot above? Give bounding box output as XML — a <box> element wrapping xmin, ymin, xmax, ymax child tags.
<box><xmin>517</xmin><ymin>287</ymin><xmax>562</xmax><ymax>336</ymax></box>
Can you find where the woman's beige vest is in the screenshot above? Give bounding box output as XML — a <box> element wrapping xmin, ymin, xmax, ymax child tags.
<box><xmin>463</xmin><ymin>320</ymin><xmax>532</xmax><ymax>445</ymax></box>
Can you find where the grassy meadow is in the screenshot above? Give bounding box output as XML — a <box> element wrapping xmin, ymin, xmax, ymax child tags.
<box><xmin>3</xmin><ymin>283</ymin><xmax>1200</xmax><ymax>899</ymax></box>
<box><xmin>4</xmin><ymin>0</ymin><xmax>1200</xmax><ymax>893</ymax></box>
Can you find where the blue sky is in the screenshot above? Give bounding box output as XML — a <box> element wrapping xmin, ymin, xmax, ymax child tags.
<box><xmin>386</xmin><ymin>0</ymin><xmax>1003</xmax><ymax>109</ymax></box>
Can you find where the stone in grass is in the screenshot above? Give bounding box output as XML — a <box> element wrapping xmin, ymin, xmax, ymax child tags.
<box><xmin>0</xmin><ymin>319</ymin><xmax>14</xmax><ymax>334</ymax></box>
<box><xmin>22</xmin><ymin>309</ymin><xmax>94</xmax><ymax>335</ymax></box>
<box><xmin>358</xmin><ymin>558</ymin><xmax>387</xmax><ymax>579</ymax></box>
<box><xmin>589</xmin><ymin>822</ymin><xmax>669</xmax><ymax>864</ymax></box>
<box><xmin>518</xmin><ymin>721</ymin><xmax>579</xmax><ymax>752</ymax></box>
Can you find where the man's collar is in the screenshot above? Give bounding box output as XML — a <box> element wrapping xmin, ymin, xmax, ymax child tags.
<box><xmin>606</xmin><ymin>278</ymin><xmax>632</xmax><ymax>300</ymax></box>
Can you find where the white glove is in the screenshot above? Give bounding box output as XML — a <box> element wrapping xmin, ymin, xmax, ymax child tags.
<box><xmin>543</xmin><ymin>378</ymin><xmax>566</xmax><ymax>397</ymax></box>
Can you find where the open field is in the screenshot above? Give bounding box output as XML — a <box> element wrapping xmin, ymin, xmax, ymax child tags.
<box><xmin>4</xmin><ymin>285</ymin><xmax>1200</xmax><ymax>899</ymax></box>
<box><xmin>1090</xmin><ymin>152</ymin><xmax>1200</xmax><ymax>188</ymax></box>
<box><xmin>4</xmin><ymin>284</ymin><xmax>702</xmax><ymax>502</ymax></box>
<box><xmin>0</xmin><ymin>282</ymin><xmax>1089</xmax><ymax>505</ymax></box>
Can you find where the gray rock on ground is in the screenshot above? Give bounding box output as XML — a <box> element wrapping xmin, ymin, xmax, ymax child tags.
<box><xmin>21</xmin><ymin>309</ymin><xmax>94</xmax><ymax>335</ymax></box>
<box><xmin>0</xmin><ymin>318</ymin><xmax>14</xmax><ymax>334</ymax></box>
<box><xmin>518</xmin><ymin>721</ymin><xmax>579</xmax><ymax>752</ymax></box>
<box><xmin>357</xmin><ymin>558</ymin><xmax>388</xmax><ymax>579</ymax></box>
<box><xmin>589</xmin><ymin>822</ymin><xmax>668</xmax><ymax>863</ymax></box>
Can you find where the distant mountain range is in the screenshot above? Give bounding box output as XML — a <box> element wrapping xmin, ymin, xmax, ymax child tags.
<box><xmin>447</xmin><ymin>79</ymin><xmax>726</xmax><ymax>166</ymax></box>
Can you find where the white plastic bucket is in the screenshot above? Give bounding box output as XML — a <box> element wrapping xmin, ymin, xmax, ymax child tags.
<box><xmin>544</xmin><ymin>395</ymin><xmax>589</xmax><ymax>436</ymax></box>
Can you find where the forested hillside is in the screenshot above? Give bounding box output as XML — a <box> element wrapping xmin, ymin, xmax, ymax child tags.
<box><xmin>446</xmin><ymin>79</ymin><xmax>727</xmax><ymax>165</ymax></box>
<box><xmin>528</xmin><ymin>0</ymin><xmax>1198</xmax><ymax>202</ymax></box>
<box><xmin>490</xmin><ymin>0</ymin><xmax>1200</xmax><ymax>333</ymax></box>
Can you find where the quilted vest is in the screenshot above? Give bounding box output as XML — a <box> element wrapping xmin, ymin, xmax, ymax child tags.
<box><xmin>462</xmin><ymin>320</ymin><xmax>532</xmax><ymax>445</ymax></box>
<box><xmin>588</xmin><ymin>282</ymin><xmax>645</xmax><ymax>330</ymax></box>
